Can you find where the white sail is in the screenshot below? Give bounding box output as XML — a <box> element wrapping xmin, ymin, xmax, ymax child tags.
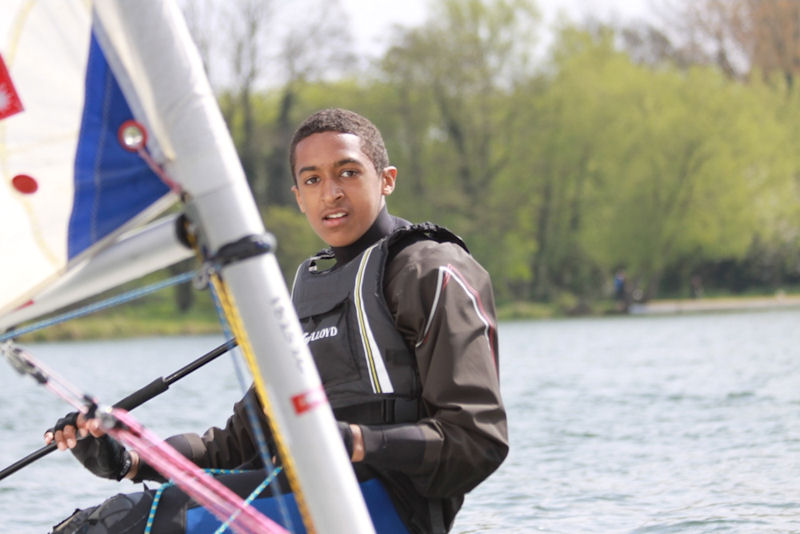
<box><xmin>1</xmin><ymin>1</ymin><xmax>375</xmax><ymax>532</ymax></box>
<box><xmin>0</xmin><ymin>214</ymin><xmax>192</xmax><ymax>331</ymax></box>
<box><xmin>0</xmin><ymin>1</ymin><xmax>177</xmax><ymax>318</ymax></box>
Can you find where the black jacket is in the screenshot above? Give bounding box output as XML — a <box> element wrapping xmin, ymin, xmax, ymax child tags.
<box><xmin>137</xmin><ymin>219</ymin><xmax>508</xmax><ymax>533</ymax></box>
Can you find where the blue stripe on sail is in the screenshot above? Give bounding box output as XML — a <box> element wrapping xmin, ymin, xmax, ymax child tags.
<box><xmin>68</xmin><ymin>32</ymin><xmax>169</xmax><ymax>259</ymax></box>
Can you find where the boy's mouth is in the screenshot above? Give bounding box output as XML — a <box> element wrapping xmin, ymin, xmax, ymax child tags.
<box><xmin>323</xmin><ymin>211</ymin><xmax>348</xmax><ymax>226</ymax></box>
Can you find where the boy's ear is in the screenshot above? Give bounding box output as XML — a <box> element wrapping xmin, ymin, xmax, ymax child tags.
<box><xmin>292</xmin><ymin>185</ymin><xmax>306</xmax><ymax>213</ymax></box>
<box><xmin>381</xmin><ymin>166</ymin><xmax>397</xmax><ymax>196</ymax></box>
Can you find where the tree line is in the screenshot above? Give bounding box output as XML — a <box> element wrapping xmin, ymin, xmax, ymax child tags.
<box><xmin>180</xmin><ymin>0</ymin><xmax>800</xmax><ymax>314</ymax></box>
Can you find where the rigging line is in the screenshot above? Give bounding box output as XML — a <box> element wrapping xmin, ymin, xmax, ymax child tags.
<box><xmin>182</xmin><ymin>219</ymin><xmax>296</xmax><ymax>532</ymax></box>
<box><xmin>118</xmin><ymin>119</ymin><xmax>182</xmax><ymax>195</ymax></box>
<box><xmin>143</xmin><ymin>467</ymin><xmax>283</xmax><ymax>534</ymax></box>
<box><xmin>208</xmin><ymin>272</ymin><xmax>297</xmax><ymax>534</ymax></box>
<box><xmin>180</xmin><ymin>222</ymin><xmax>301</xmax><ymax>532</ymax></box>
<box><xmin>108</xmin><ymin>409</ymin><xmax>287</xmax><ymax>534</ymax></box>
<box><xmin>2</xmin><ymin>342</ymin><xmax>96</xmax><ymax>413</ymax></box>
<box><xmin>0</xmin><ymin>271</ymin><xmax>196</xmax><ymax>342</ymax></box>
<box><xmin>208</xmin><ymin>283</ymin><xmax>275</xmax><ymax>471</ymax></box>
<box><xmin>210</xmin><ymin>275</ymin><xmax>315</xmax><ymax>534</ymax></box>
<box><xmin>5</xmin><ymin>344</ymin><xmax>285</xmax><ymax>534</ymax></box>
<box><xmin>135</xmin><ymin>145</ymin><xmax>182</xmax><ymax>195</ymax></box>
<box><xmin>214</xmin><ymin>467</ymin><xmax>284</xmax><ymax>534</ymax></box>
<box><xmin>0</xmin><ymin>339</ymin><xmax>236</xmax><ymax>482</ymax></box>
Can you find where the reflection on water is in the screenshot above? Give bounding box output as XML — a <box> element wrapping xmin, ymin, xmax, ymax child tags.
<box><xmin>1</xmin><ymin>310</ymin><xmax>799</xmax><ymax>533</ymax></box>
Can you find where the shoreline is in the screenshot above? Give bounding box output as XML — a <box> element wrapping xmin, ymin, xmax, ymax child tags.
<box><xmin>629</xmin><ymin>293</ymin><xmax>800</xmax><ymax>315</ymax></box>
<box><xmin>14</xmin><ymin>293</ymin><xmax>800</xmax><ymax>342</ymax></box>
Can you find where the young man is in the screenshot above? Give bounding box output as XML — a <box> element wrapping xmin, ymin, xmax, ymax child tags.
<box><xmin>47</xmin><ymin>108</ymin><xmax>508</xmax><ymax>533</ymax></box>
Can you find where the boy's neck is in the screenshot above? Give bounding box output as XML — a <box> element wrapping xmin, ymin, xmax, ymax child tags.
<box><xmin>331</xmin><ymin>206</ymin><xmax>403</xmax><ymax>266</ymax></box>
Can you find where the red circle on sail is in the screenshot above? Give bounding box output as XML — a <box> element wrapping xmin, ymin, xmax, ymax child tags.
<box><xmin>12</xmin><ymin>174</ymin><xmax>38</xmax><ymax>194</ymax></box>
<box><xmin>118</xmin><ymin>119</ymin><xmax>147</xmax><ymax>152</ymax></box>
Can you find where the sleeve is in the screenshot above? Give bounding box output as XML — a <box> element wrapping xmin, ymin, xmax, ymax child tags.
<box><xmin>133</xmin><ymin>386</ymin><xmax>270</xmax><ymax>482</ymax></box>
<box><xmin>358</xmin><ymin>240</ymin><xmax>509</xmax><ymax>498</ymax></box>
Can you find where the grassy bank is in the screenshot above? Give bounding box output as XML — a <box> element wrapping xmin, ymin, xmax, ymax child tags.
<box><xmin>21</xmin><ymin>295</ymin><xmax>561</xmax><ymax>341</ymax></box>
<box><xmin>17</xmin><ymin>290</ymin><xmax>223</xmax><ymax>342</ymax></box>
<box><xmin>19</xmin><ymin>312</ymin><xmax>222</xmax><ymax>342</ymax></box>
<box><xmin>14</xmin><ymin>288</ymin><xmax>800</xmax><ymax>342</ymax></box>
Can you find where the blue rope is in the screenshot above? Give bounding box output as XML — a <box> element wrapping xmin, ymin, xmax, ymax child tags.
<box><xmin>144</xmin><ymin>482</ymin><xmax>169</xmax><ymax>534</ymax></box>
<box><xmin>4</xmin><ymin>269</ymin><xmax>295</xmax><ymax>531</ymax></box>
<box><xmin>4</xmin><ymin>268</ymin><xmax>295</xmax><ymax>531</ymax></box>
<box><xmin>208</xmin><ymin>280</ymin><xmax>297</xmax><ymax>533</ymax></box>
<box><xmin>0</xmin><ymin>271</ymin><xmax>196</xmax><ymax>342</ymax></box>
<box><xmin>143</xmin><ymin>467</ymin><xmax>283</xmax><ymax>534</ymax></box>
<box><xmin>213</xmin><ymin>467</ymin><xmax>282</xmax><ymax>534</ymax></box>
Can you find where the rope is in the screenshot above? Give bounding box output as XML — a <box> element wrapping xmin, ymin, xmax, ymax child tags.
<box><xmin>143</xmin><ymin>467</ymin><xmax>283</xmax><ymax>534</ymax></box>
<box><xmin>0</xmin><ymin>271</ymin><xmax>196</xmax><ymax>342</ymax></box>
<box><xmin>111</xmin><ymin>409</ymin><xmax>285</xmax><ymax>534</ymax></box>
<box><xmin>180</xmin><ymin>213</ymin><xmax>299</xmax><ymax>533</ymax></box>
<box><xmin>214</xmin><ymin>467</ymin><xmax>283</xmax><ymax>534</ymax></box>
<box><xmin>208</xmin><ymin>272</ymin><xmax>298</xmax><ymax>533</ymax></box>
<box><xmin>6</xmin><ymin>343</ymin><xmax>283</xmax><ymax>533</ymax></box>
<box><xmin>178</xmin><ymin>217</ymin><xmax>301</xmax><ymax>532</ymax></box>
<box><xmin>208</xmin><ymin>282</ymin><xmax>274</xmax><ymax>470</ymax></box>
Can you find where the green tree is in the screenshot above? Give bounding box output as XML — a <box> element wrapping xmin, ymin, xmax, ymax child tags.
<box><xmin>558</xmin><ymin>30</ymin><xmax>790</xmax><ymax>300</ymax></box>
<box><xmin>487</xmin><ymin>27</ymin><xmax>619</xmax><ymax>303</ymax></box>
<box><xmin>380</xmin><ymin>0</ymin><xmax>541</xmax><ymax>266</ymax></box>
<box><xmin>489</xmin><ymin>25</ymin><xmax>794</xmax><ymax>306</ymax></box>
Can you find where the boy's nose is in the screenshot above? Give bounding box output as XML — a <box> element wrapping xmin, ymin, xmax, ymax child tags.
<box><xmin>322</xmin><ymin>180</ymin><xmax>344</xmax><ymax>202</ymax></box>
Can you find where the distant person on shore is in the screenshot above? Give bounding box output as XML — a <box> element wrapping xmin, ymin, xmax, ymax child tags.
<box><xmin>614</xmin><ymin>269</ymin><xmax>627</xmax><ymax>309</ymax></box>
<box><xmin>613</xmin><ymin>269</ymin><xmax>626</xmax><ymax>300</ymax></box>
<box><xmin>690</xmin><ymin>275</ymin><xmax>703</xmax><ymax>299</ymax></box>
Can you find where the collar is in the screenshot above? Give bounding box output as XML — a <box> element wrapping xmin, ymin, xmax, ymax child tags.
<box><xmin>331</xmin><ymin>207</ymin><xmax>407</xmax><ymax>266</ymax></box>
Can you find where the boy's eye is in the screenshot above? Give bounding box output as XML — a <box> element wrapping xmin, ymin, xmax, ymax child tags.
<box><xmin>341</xmin><ymin>169</ymin><xmax>359</xmax><ymax>178</ymax></box>
<box><xmin>303</xmin><ymin>176</ymin><xmax>319</xmax><ymax>185</ymax></box>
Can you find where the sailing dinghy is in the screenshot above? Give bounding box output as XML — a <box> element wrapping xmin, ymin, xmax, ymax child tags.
<box><xmin>0</xmin><ymin>1</ymin><xmax>379</xmax><ymax>532</ymax></box>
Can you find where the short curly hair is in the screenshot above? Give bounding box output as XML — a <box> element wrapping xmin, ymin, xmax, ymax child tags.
<box><xmin>289</xmin><ymin>108</ymin><xmax>389</xmax><ymax>182</ymax></box>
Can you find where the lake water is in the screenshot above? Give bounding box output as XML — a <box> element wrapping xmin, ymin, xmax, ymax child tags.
<box><xmin>1</xmin><ymin>309</ymin><xmax>799</xmax><ymax>533</ymax></box>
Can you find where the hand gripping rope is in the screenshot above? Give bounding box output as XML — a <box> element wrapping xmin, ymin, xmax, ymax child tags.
<box><xmin>1</xmin><ymin>342</ymin><xmax>287</xmax><ymax>534</ymax></box>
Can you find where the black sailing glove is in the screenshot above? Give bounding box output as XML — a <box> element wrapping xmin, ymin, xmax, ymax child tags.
<box><xmin>54</xmin><ymin>412</ymin><xmax>132</xmax><ymax>481</ymax></box>
<box><xmin>73</xmin><ymin>434</ymin><xmax>132</xmax><ymax>481</ymax></box>
<box><xmin>337</xmin><ymin>421</ymin><xmax>354</xmax><ymax>459</ymax></box>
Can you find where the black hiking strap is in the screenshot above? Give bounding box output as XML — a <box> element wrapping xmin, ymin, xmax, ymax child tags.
<box><xmin>428</xmin><ymin>498</ymin><xmax>447</xmax><ymax>534</ymax></box>
<box><xmin>210</xmin><ymin>233</ymin><xmax>276</xmax><ymax>267</ymax></box>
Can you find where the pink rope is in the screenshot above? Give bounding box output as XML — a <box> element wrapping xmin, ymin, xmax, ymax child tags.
<box><xmin>108</xmin><ymin>408</ymin><xmax>288</xmax><ymax>534</ymax></box>
<box><xmin>136</xmin><ymin>147</ymin><xmax>182</xmax><ymax>194</ymax></box>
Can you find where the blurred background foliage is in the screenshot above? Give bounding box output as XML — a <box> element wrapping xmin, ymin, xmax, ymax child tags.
<box><xmin>179</xmin><ymin>0</ymin><xmax>800</xmax><ymax>315</ymax></box>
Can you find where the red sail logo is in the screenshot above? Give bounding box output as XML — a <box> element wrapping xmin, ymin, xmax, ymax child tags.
<box><xmin>0</xmin><ymin>53</ymin><xmax>24</xmax><ymax>120</ymax></box>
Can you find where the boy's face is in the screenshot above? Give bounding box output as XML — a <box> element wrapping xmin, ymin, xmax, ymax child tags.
<box><xmin>292</xmin><ymin>132</ymin><xmax>396</xmax><ymax>247</ymax></box>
